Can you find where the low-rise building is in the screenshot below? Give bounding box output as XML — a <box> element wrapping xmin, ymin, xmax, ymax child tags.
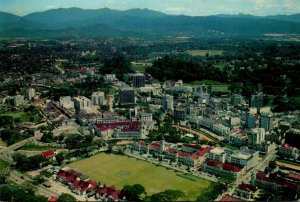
<box><xmin>278</xmin><ymin>143</ymin><xmax>299</xmax><ymax>160</ymax></box>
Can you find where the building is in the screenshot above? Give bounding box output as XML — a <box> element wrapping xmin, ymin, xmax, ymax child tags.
<box><xmin>252</xmin><ymin>171</ymin><xmax>300</xmax><ymax>192</ymax></box>
<box><xmin>74</xmin><ymin>96</ymin><xmax>92</xmax><ymax>111</ymax></box>
<box><xmin>247</xmin><ymin>128</ymin><xmax>265</xmax><ymax>147</ymax></box>
<box><xmin>91</xmin><ymin>92</ymin><xmax>106</xmax><ymax>106</ymax></box>
<box><xmin>41</xmin><ymin>150</ymin><xmax>57</xmax><ymax>159</ymax></box>
<box><xmin>27</xmin><ymin>88</ymin><xmax>35</xmax><ymax>101</ymax></box>
<box><xmin>207</xmin><ymin>147</ymin><xmax>259</xmax><ymax>171</ymax></box>
<box><xmin>250</xmin><ymin>92</ymin><xmax>264</xmax><ymax>108</ymax></box>
<box><xmin>212</xmin><ymin>123</ymin><xmax>231</xmax><ymax>136</ymax></box>
<box><xmin>202</xmin><ymin>160</ymin><xmax>245</xmax><ymax>179</ymax></box>
<box><xmin>13</xmin><ymin>95</ymin><xmax>24</xmax><ymax>106</ymax></box>
<box><xmin>162</xmin><ymin>94</ymin><xmax>174</xmax><ymax>111</ymax></box>
<box><xmin>259</xmin><ymin>113</ymin><xmax>273</xmax><ymax>131</ymax></box>
<box><xmin>139</xmin><ymin>112</ymin><xmax>153</xmax><ymax>122</ymax></box>
<box><xmin>231</xmin><ymin>94</ymin><xmax>244</xmax><ymax>106</ymax></box>
<box><xmin>132</xmin><ymin>73</ymin><xmax>145</xmax><ymax>88</ymax></box>
<box><xmin>234</xmin><ymin>184</ymin><xmax>258</xmax><ymax>200</ymax></box>
<box><xmin>246</xmin><ymin>112</ymin><xmax>257</xmax><ymax>129</ymax></box>
<box><xmin>285</xmin><ymin>129</ymin><xmax>300</xmax><ymax>149</ymax></box>
<box><xmin>59</xmin><ymin>96</ymin><xmax>74</xmax><ymax>109</ymax></box>
<box><xmin>119</xmin><ymin>88</ymin><xmax>135</xmax><ymax>106</ymax></box>
<box><xmin>174</xmin><ymin>107</ymin><xmax>186</xmax><ymax>120</ymax></box>
<box><xmin>278</xmin><ymin>143</ymin><xmax>299</xmax><ymax>160</ymax></box>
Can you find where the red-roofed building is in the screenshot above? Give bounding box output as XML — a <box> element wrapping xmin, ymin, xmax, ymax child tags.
<box><xmin>234</xmin><ymin>184</ymin><xmax>258</xmax><ymax>200</ymax></box>
<box><xmin>48</xmin><ymin>196</ymin><xmax>58</xmax><ymax>202</ymax></box>
<box><xmin>287</xmin><ymin>173</ymin><xmax>300</xmax><ymax>182</ymax></box>
<box><xmin>278</xmin><ymin>143</ymin><xmax>299</xmax><ymax>160</ymax></box>
<box><xmin>253</xmin><ymin>171</ymin><xmax>300</xmax><ymax>192</ymax></box>
<box><xmin>202</xmin><ymin>160</ymin><xmax>245</xmax><ymax>179</ymax></box>
<box><xmin>95</xmin><ymin>121</ymin><xmax>143</xmax><ymax>139</ymax></box>
<box><xmin>220</xmin><ymin>194</ymin><xmax>243</xmax><ymax>201</ymax></box>
<box><xmin>96</xmin><ymin>186</ymin><xmax>121</xmax><ymax>201</ymax></box>
<box><xmin>41</xmin><ymin>150</ymin><xmax>57</xmax><ymax>159</ymax></box>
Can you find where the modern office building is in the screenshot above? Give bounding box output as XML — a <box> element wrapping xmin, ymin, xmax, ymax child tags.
<box><xmin>59</xmin><ymin>96</ymin><xmax>74</xmax><ymax>109</ymax></box>
<box><xmin>74</xmin><ymin>96</ymin><xmax>92</xmax><ymax>111</ymax></box>
<box><xmin>246</xmin><ymin>112</ymin><xmax>257</xmax><ymax>129</ymax></box>
<box><xmin>27</xmin><ymin>88</ymin><xmax>35</xmax><ymax>101</ymax></box>
<box><xmin>13</xmin><ymin>95</ymin><xmax>24</xmax><ymax>106</ymax></box>
<box><xmin>162</xmin><ymin>94</ymin><xmax>174</xmax><ymax>111</ymax></box>
<box><xmin>259</xmin><ymin>113</ymin><xmax>273</xmax><ymax>131</ymax></box>
<box><xmin>247</xmin><ymin>128</ymin><xmax>265</xmax><ymax>146</ymax></box>
<box><xmin>91</xmin><ymin>91</ymin><xmax>106</xmax><ymax>106</ymax></box>
<box><xmin>250</xmin><ymin>92</ymin><xmax>264</xmax><ymax>108</ymax></box>
<box><xmin>132</xmin><ymin>73</ymin><xmax>145</xmax><ymax>88</ymax></box>
<box><xmin>119</xmin><ymin>88</ymin><xmax>135</xmax><ymax>106</ymax></box>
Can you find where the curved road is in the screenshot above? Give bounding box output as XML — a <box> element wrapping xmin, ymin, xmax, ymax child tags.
<box><xmin>172</xmin><ymin>125</ymin><xmax>216</xmax><ymax>142</ymax></box>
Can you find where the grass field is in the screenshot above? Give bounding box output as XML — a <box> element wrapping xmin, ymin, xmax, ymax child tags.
<box><xmin>0</xmin><ymin>111</ymin><xmax>43</xmax><ymax>123</ymax></box>
<box><xmin>186</xmin><ymin>50</ymin><xmax>223</xmax><ymax>57</ymax></box>
<box><xmin>0</xmin><ymin>159</ymin><xmax>9</xmax><ymax>172</ymax></box>
<box><xmin>68</xmin><ymin>153</ymin><xmax>213</xmax><ymax>201</ymax></box>
<box><xmin>187</xmin><ymin>80</ymin><xmax>229</xmax><ymax>92</ymax></box>
<box><xmin>132</xmin><ymin>65</ymin><xmax>148</xmax><ymax>72</ymax></box>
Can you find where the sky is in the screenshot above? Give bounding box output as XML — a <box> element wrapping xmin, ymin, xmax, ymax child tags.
<box><xmin>0</xmin><ymin>0</ymin><xmax>300</xmax><ymax>16</ymax></box>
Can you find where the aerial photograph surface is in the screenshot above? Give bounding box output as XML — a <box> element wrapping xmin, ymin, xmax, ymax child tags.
<box><xmin>0</xmin><ymin>0</ymin><xmax>300</xmax><ymax>201</ymax></box>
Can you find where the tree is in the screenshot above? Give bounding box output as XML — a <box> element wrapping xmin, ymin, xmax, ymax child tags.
<box><xmin>41</xmin><ymin>132</ymin><xmax>53</xmax><ymax>143</ymax></box>
<box><xmin>56</xmin><ymin>193</ymin><xmax>77</xmax><ymax>202</ymax></box>
<box><xmin>56</xmin><ymin>152</ymin><xmax>65</xmax><ymax>165</ymax></box>
<box><xmin>122</xmin><ymin>184</ymin><xmax>145</xmax><ymax>201</ymax></box>
<box><xmin>0</xmin><ymin>186</ymin><xmax>13</xmax><ymax>201</ymax></box>
<box><xmin>150</xmin><ymin>190</ymin><xmax>184</xmax><ymax>201</ymax></box>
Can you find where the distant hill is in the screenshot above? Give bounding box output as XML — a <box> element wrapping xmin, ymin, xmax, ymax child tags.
<box><xmin>1</xmin><ymin>8</ymin><xmax>300</xmax><ymax>38</ymax></box>
<box><xmin>0</xmin><ymin>11</ymin><xmax>20</xmax><ymax>24</ymax></box>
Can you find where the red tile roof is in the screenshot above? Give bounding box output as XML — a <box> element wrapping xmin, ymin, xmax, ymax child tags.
<box><xmin>95</xmin><ymin>121</ymin><xmax>140</xmax><ymax>132</ymax></box>
<box><xmin>288</xmin><ymin>173</ymin><xmax>300</xmax><ymax>181</ymax></box>
<box><xmin>238</xmin><ymin>184</ymin><xmax>257</xmax><ymax>192</ymax></box>
<box><xmin>206</xmin><ymin>160</ymin><xmax>242</xmax><ymax>173</ymax></box>
<box><xmin>48</xmin><ymin>196</ymin><xmax>58</xmax><ymax>202</ymax></box>
<box><xmin>183</xmin><ymin>143</ymin><xmax>202</xmax><ymax>150</ymax></box>
<box><xmin>220</xmin><ymin>194</ymin><xmax>243</xmax><ymax>201</ymax></box>
<box><xmin>282</xmin><ymin>143</ymin><xmax>295</xmax><ymax>150</ymax></box>
<box><xmin>149</xmin><ymin>142</ymin><xmax>160</xmax><ymax>150</ymax></box>
<box><xmin>41</xmin><ymin>150</ymin><xmax>56</xmax><ymax>158</ymax></box>
<box><xmin>256</xmin><ymin>172</ymin><xmax>300</xmax><ymax>190</ymax></box>
<box><xmin>196</xmin><ymin>147</ymin><xmax>212</xmax><ymax>156</ymax></box>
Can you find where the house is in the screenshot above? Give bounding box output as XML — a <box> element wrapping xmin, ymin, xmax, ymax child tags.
<box><xmin>95</xmin><ymin>186</ymin><xmax>121</xmax><ymax>201</ymax></box>
<box><xmin>220</xmin><ymin>194</ymin><xmax>243</xmax><ymax>201</ymax></box>
<box><xmin>41</xmin><ymin>150</ymin><xmax>57</xmax><ymax>159</ymax></box>
<box><xmin>234</xmin><ymin>184</ymin><xmax>258</xmax><ymax>200</ymax></box>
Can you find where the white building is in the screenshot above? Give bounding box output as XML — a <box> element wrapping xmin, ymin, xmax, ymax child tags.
<box><xmin>162</xmin><ymin>94</ymin><xmax>174</xmax><ymax>111</ymax></box>
<box><xmin>59</xmin><ymin>96</ymin><xmax>74</xmax><ymax>109</ymax></box>
<box><xmin>27</xmin><ymin>88</ymin><xmax>35</xmax><ymax>100</ymax></box>
<box><xmin>13</xmin><ymin>95</ymin><xmax>24</xmax><ymax>106</ymax></box>
<box><xmin>212</xmin><ymin>123</ymin><xmax>231</xmax><ymax>136</ymax></box>
<box><xmin>91</xmin><ymin>92</ymin><xmax>106</xmax><ymax>106</ymax></box>
<box><xmin>74</xmin><ymin>96</ymin><xmax>92</xmax><ymax>111</ymax></box>
<box><xmin>248</xmin><ymin>128</ymin><xmax>265</xmax><ymax>146</ymax></box>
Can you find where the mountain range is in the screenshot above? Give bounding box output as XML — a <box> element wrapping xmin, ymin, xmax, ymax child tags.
<box><xmin>1</xmin><ymin>7</ymin><xmax>300</xmax><ymax>38</ymax></box>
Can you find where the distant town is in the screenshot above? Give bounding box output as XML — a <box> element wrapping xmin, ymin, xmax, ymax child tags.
<box><xmin>0</xmin><ymin>8</ymin><xmax>300</xmax><ymax>202</ymax></box>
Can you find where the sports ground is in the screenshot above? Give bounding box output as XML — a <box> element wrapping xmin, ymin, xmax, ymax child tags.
<box><xmin>68</xmin><ymin>153</ymin><xmax>213</xmax><ymax>201</ymax></box>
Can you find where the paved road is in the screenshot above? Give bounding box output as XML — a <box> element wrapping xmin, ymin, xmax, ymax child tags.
<box><xmin>276</xmin><ymin>161</ymin><xmax>300</xmax><ymax>171</ymax></box>
<box><xmin>8</xmin><ymin>170</ymin><xmax>60</xmax><ymax>197</ymax></box>
<box><xmin>172</xmin><ymin>125</ymin><xmax>216</xmax><ymax>142</ymax></box>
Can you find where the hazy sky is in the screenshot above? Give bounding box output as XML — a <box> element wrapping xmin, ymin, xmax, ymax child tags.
<box><xmin>1</xmin><ymin>0</ymin><xmax>300</xmax><ymax>16</ymax></box>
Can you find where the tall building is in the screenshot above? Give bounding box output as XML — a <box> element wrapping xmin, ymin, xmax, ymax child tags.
<box><xmin>27</xmin><ymin>88</ymin><xmax>35</xmax><ymax>101</ymax></box>
<box><xmin>132</xmin><ymin>73</ymin><xmax>145</xmax><ymax>88</ymax></box>
<box><xmin>13</xmin><ymin>95</ymin><xmax>24</xmax><ymax>106</ymax></box>
<box><xmin>246</xmin><ymin>112</ymin><xmax>257</xmax><ymax>129</ymax></box>
<box><xmin>250</xmin><ymin>92</ymin><xmax>264</xmax><ymax>108</ymax></box>
<box><xmin>91</xmin><ymin>92</ymin><xmax>106</xmax><ymax>106</ymax></box>
<box><xmin>119</xmin><ymin>88</ymin><xmax>135</xmax><ymax>106</ymax></box>
<box><xmin>174</xmin><ymin>107</ymin><xmax>186</xmax><ymax>120</ymax></box>
<box><xmin>162</xmin><ymin>94</ymin><xmax>174</xmax><ymax>111</ymax></box>
<box><xmin>247</xmin><ymin>128</ymin><xmax>265</xmax><ymax>146</ymax></box>
<box><xmin>74</xmin><ymin>96</ymin><xmax>92</xmax><ymax>111</ymax></box>
<box><xmin>231</xmin><ymin>94</ymin><xmax>243</xmax><ymax>106</ymax></box>
<box><xmin>259</xmin><ymin>113</ymin><xmax>273</xmax><ymax>131</ymax></box>
<box><xmin>59</xmin><ymin>96</ymin><xmax>74</xmax><ymax>109</ymax></box>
